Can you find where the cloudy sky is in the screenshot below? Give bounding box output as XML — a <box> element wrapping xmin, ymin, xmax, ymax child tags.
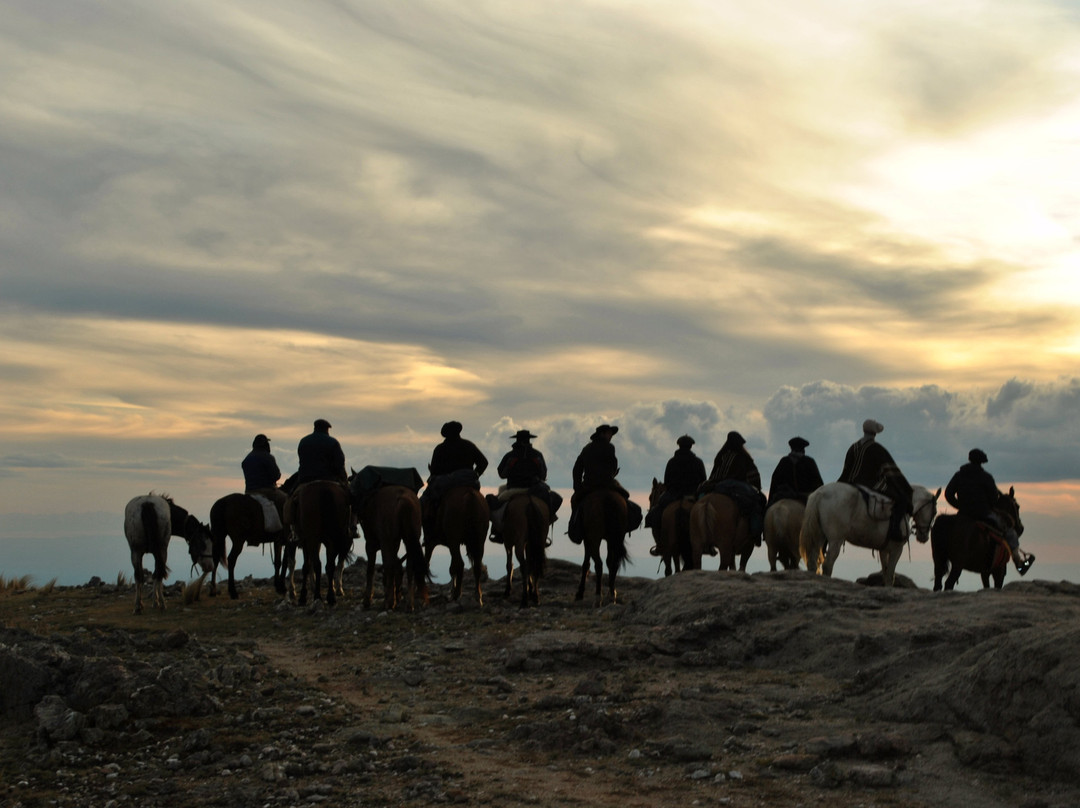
<box><xmin>2</xmin><ymin>1</ymin><xmax>1079</xmax><ymax>579</ymax></box>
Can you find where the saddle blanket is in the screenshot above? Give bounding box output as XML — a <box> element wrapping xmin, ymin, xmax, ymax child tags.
<box><xmin>351</xmin><ymin>465</ymin><xmax>424</xmax><ymax>496</ymax></box>
<box><xmin>855</xmin><ymin>484</ymin><xmax>892</xmax><ymax>521</ymax></box>
<box><xmin>250</xmin><ymin>494</ymin><xmax>282</xmax><ymax>533</ymax></box>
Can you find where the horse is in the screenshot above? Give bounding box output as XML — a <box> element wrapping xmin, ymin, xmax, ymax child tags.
<box><xmin>208</xmin><ymin>493</ymin><xmax>297</xmax><ymax>601</ymax></box>
<box><xmin>356</xmin><ymin>484</ymin><xmax>429</xmax><ymax>611</ymax></box>
<box><xmin>801</xmin><ymin>483</ymin><xmax>941</xmax><ymax>586</ymax></box>
<box><xmin>123</xmin><ymin>493</ymin><xmax>214</xmax><ymax>614</ymax></box>
<box><xmin>287</xmin><ymin>480</ymin><xmax>353</xmax><ymax>607</ymax></box>
<box><xmin>932</xmin><ymin>487</ymin><xmax>1024</xmax><ymax>591</ymax></box>
<box><xmin>501</xmin><ymin>493</ymin><xmax>550</xmax><ymax>607</ymax></box>
<box><xmin>763</xmin><ymin>498</ymin><xmax>805</xmax><ymax>571</ymax></box>
<box><xmin>574</xmin><ymin>488</ymin><xmax>630</xmax><ymax>606</ymax></box>
<box><xmin>425</xmin><ymin>485</ymin><xmax>489</xmax><ymax>605</ymax></box>
<box><xmin>647</xmin><ymin>480</ymin><xmax>692</xmax><ymax>576</ymax></box>
<box><xmin>688</xmin><ymin>491</ymin><xmax>755</xmax><ymax>571</ymax></box>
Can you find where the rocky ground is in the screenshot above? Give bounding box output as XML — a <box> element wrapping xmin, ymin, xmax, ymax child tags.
<box><xmin>3</xmin><ymin>556</ymin><xmax>1080</xmax><ymax>808</ymax></box>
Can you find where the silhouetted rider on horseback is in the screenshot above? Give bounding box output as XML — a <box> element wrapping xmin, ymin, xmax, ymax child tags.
<box><xmin>702</xmin><ymin>430</ymin><xmax>767</xmax><ymax>543</ymax></box>
<box><xmin>568</xmin><ymin>424</ymin><xmax>640</xmax><ymax>542</ymax></box>
<box><xmin>422</xmin><ymin>421</ymin><xmax>488</xmax><ymax>543</ymax></box>
<box><xmin>295</xmin><ymin>419</ymin><xmax>348</xmax><ymax>485</ymax></box>
<box><xmin>645</xmin><ymin>435</ymin><xmax>706</xmax><ymax>553</ymax></box>
<box><xmin>837</xmin><ymin>419</ymin><xmax>912</xmax><ymax>543</ymax></box>
<box><xmin>489</xmin><ymin>429</ymin><xmax>563</xmax><ymax>543</ymax></box>
<box><xmin>766</xmin><ymin>436</ymin><xmax>824</xmax><ymax>507</ymax></box>
<box><xmin>242</xmin><ymin>433</ymin><xmax>288</xmax><ymax>542</ymax></box>
<box><xmin>945</xmin><ymin>448</ymin><xmax>1033</xmax><ymax>575</ymax></box>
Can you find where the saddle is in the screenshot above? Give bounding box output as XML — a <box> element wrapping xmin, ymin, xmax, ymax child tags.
<box><xmin>249</xmin><ymin>493</ymin><xmax>283</xmax><ymax>534</ymax></box>
<box><xmin>973</xmin><ymin>520</ymin><xmax>1012</xmax><ymax>569</ymax></box>
<box><xmin>854</xmin><ymin>484</ymin><xmax>893</xmax><ymax>521</ymax></box>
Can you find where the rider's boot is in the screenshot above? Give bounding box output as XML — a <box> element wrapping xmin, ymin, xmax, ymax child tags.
<box><xmin>1013</xmin><ymin>548</ymin><xmax>1035</xmax><ymax>576</ymax></box>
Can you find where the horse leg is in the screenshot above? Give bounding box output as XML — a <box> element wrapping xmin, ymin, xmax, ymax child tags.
<box><xmin>152</xmin><ymin>549</ymin><xmax>167</xmax><ymax>611</ymax></box>
<box><xmin>324</xmin><ymin>549</ymin><xmax>336</xmax><ymax>607</ymax></box>
<box><xmin>821</xmin><ymin>537</ymin><xmax>842</xmax><ymax>578</ymax></box>
<box><xmin>593</xmin><ymin>547</ymin><xmax>603</xmax><ymax>608</ymax></box>
<box><xmin>981</xmin><ymin>572</ymin><xmax>991</xmax><ymax>589</ymax></box>
<box><xmin>131</xmin><ymin>553</ymin><xmax>144</xmax><ymax>615</ymax></box>
<box><xmin>227</xmin><ymin>538</ymin><xmax>244</xmax><ymax>600</ymax></box>
<box><xmin>575</xmin><ymin>551</ymin><xmax>590</xmax><ymax>602</ymax></box>
<box><xmin>449</xmin><ymin>545</ymin><xmax>465</xmax><ymax>602</ymax></box>
<box><xmin>272</xmin><ymin>541</ymin><xmax>286</xmax><ymax>596</ymax></box>
<box><xmin>881</xmin><ymin>546</ymin><xmax>902</xmax><ymax>587</ymax></box>
<box><xmin>944</xmin><ymin>564</ymin><xmax>962</xmax><ymax>591</ymax></box>
<box><xmin>503</xmin><ymin>544</ymin><xmax>514</xmax><ymax>599</ymax></box>
<box><xmin>605</xmin><ymin>551</ymin><xmax>618</xmax><ymax>606</ymax></box>
<box><xmin>364</xmin><ymin>548</ymin><xmax>376</xmax><ymax>610</ymax></box>
<box><xmin>520</xmin><ymin>550</ymin><xmax>531</xmax><ymax>609</ymax></box>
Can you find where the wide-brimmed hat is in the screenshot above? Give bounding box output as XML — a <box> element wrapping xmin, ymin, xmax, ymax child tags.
<box><xmin>788</xmin><ymin>436</ymin><xmax>809</xmax><ymax>450</ymax></box>
<box><xmin>591</xmin><ymin>424</ymin><xmax>619</xmax><ymax>439</ymax></box>
<box><xmin>969</xmin><ymin>448</ymin><xmax>988</xmax><ymax>464</ymax></box>
<box><xmin>862</xmin><ymin>419</ymin><xmax>884</xmax><ymax>435</ymax></box>
<box><xmin>441</xmin><ymin>420</ymin><xmax>463</xmax><ymax>438</ymax></box>
<box><xmin>512</xmin><ymin>429</ymin><xmax>537</xmax><ymax>442</ymax></box>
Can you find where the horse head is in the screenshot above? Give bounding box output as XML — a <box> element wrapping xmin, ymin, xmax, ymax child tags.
<box><xmin>184</xmin><ymin>516</ymin><xmax>216</xmax><ymax>574</ymax></box>
<box><xmin>998</xmin><ymin>486</ymin><xmax>1024</xmax><ymax>537</ymax></box>
<box><xmin>911</xmin><ymin>486</ymin><xmax>941</xmax><ymax>544</ymax></box>
<box><xmin>649</xmin><ymin>478</ymin><xmax>665</xmax><ymax>508</ymax></box>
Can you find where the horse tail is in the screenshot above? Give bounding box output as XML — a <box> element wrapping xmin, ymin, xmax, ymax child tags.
<box><xmin>209</xmin><ymin>498</ymin><xmax>228</xmax><ymax>567</ymax></box>
<box><xmin>463</xmin><ymin>492</ymin><xmax>487</xmax><ymax>568</ymax></box>
<box><xmin>607</xmin><ymin>493</ymin><xmax>630</xmax><ymax>571</ymax></box>
<box><xmin>142</xmin><ymin>500</ymin><xmax>170</xmax><ymax>578</ymax></box>
<box><xmin>526</xmin><ymin>499</ymin><xmax>547</xmax><ymax>577</ymax></box>
<box><xmin>676</xmin><ymin>504</ymin><xmax>693</xmax><ymax>569</ymax></box>
<box><xmin>800</xmin><ymin>492</ymin><xmax>825</xmax><ymax>571</ymax></box>
<box><xmin>400</xmin><ymin>496</ymin><xmax>429</xmax><ymax>601</ymax></box>
<box><xmin>931</xmin><ymin>514</ymin><xmax>953</xmax><ymax>577</ymax></box>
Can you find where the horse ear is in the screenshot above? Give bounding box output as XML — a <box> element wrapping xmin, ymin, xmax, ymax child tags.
<box><xmin>934</xmin><ymin>487</ymin><xmax>942</xmax><ymax>501</ymax></box>
<box><xmin>653</xmin><ymin>477</ymin><xmax>658</xmax><ymax>485</ymax></box>
<box><xmin>1009</xmin><ymin>485</ymin><xmax>1015</xmax><ymax>496</ymax></box>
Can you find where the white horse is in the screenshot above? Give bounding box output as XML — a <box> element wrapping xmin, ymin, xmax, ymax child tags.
<box><xmin>124</xmin><ymin>493</ymin><xmax>215</xmax><ymax>614</ymax></box>
<box><xmin>801</xmin><ymin>483</ymin><xmax>941</xmax><ymax>586</ymax></box>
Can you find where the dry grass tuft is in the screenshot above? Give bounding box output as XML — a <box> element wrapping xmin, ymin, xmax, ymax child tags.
<box><xmin>38</xmin><ymin>578</ymin><xmax>58</xmax><ymax>595</ymax></box>
<box><xmin>0</xmin><ymin>574</ymin><xmax>34</xmax><ymax>596</ymax></box>
<box><xmin>183</xmin><ymin>573</ymin><xmax>208</xmax><ymax>605</ymax></box>
<box><xmin>116</xmin><ymin>571</ymin><xmax>129</xmax><ymax>588</ymax></box>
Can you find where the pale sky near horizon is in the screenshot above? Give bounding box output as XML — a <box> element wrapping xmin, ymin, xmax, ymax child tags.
<box><xmin>1</xmin><ymin>1</ymin><xmax>1079</xmax><ymax>570</ymax></box>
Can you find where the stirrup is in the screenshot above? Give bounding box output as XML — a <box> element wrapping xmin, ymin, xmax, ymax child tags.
<box><xmin>1017</xmin><ymin>553</ymin><xmax>1035</xmax><ymax>576</ymax></box>
<box><xmin>649</xmin><ymin>545</ymin><xmax>660</xmax><ymax>557</ymax></box>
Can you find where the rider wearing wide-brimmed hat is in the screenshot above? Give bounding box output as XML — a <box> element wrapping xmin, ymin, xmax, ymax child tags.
<box><xmin>423</xmin><ymin>421</ymin><xmax>489</xmax><ymax>542</ymax></box>
<box><xmin>838</xmin><ymin>419</ymin><xmax>913</xmax><ymax>543</ymax></box>
<box><xmin>568</xmin><ymin>424</ymin><xmax>639</xmax><ymax>542</ymax></box>
<box><xmin>945</xmin><ymin>448</ymin><xmax>1033</xmax><ymax>575</ymax></box>
<box><xmin>489</xmin><ymin>429</ymin><xmax>563</xmax><ymax>543</ymax></box>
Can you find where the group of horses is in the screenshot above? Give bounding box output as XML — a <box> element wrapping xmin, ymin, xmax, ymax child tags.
<box><xmin>649</xmin><ymin>478</ymin><xmax>1025</xmax><ymax>591</ymax></box>
<box><xmin>123</xmin><ymin>471</ymin><xmax>1025</xmax><ymax>615</ymax></box>
<box><xmin>122</xmin><ymin>470</ymin><xmax>636</xmax><ymax>614</ymax></box>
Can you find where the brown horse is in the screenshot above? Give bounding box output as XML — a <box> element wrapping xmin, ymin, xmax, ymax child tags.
<box><xmin>647</xmin><ymin>480</ymin><xmax>693</xmax><ymax>577</ymax></box>
<box><xmin>933</xmin><ymin>487</ymin><xmax>1024</xmax><ymax>591</ymax></box>
<box><xmin>357</xmin><ymin>484</ymin><xmax>428</xmax><ymax>611</ymax></box>
<box><xmin>574</xmin><ymin>488</ymin><xmax>630</xmax><ymax>606</ymax></box>
<box><xmin>689</xmin><ymin>492</ymin><xmax>754</xmax><ymax>571</ymax></box>
<box><xmin>425</xmin><ymin>486</ymin><xmax>489</xmax><ymax>605</ymax></box>
<box><xmin>501</xmin><ymin>493</ymin><xmax>549</xmax><ymax>608</ymax></box>
<box><xmin>288</xmin><ymin>481</ymin><xmax>353</xmax><ymax>607</ymax></box>
<box><xmin>209</xmin><ymin>493</ymin><xmax>296</xmax><ymax>600</ymax></box>
<box><xmin>763</xmin><ymin>498</ymin><xmax>805</xmax><ymax>571</ymax></box>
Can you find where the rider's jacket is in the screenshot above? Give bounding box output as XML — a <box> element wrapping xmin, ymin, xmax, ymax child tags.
<box><xmin>945</xmin><ymin>462</ymin><xmax>1001</xmax><ymax>519</ymax></box>
<box><xmin>242</xmin><ymin>448</ymin><xmax>281</xmax><ymax>491</ymax></box>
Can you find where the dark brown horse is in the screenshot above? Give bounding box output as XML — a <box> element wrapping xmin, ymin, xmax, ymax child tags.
<box><xmin>209</xmin><ymin>493</ymin><xmax>296</xmax><ymax>600</ymax></box>
<box><xmin>647</xmin><ymin>480</ymin><xmax>693</xmax><ymax>576</ymax></box>
<box><xmin>357</xmin><ymin>484</ymin><xmax>428</xmax><ymax>611</ymax></box>
<box><xmin>689</xmin><ymin>492</ymin><xmax>753</xmax><ymax>571</ymax></box>
<box><xmin>425</xmin><ymin>485</ymin><xmax>489</xmax><ymax>605</ymax></box>
<box><xmin>288</xmin><ymin>481</ymin><xmax>353</xmax><ymax>606</ymax></box>
<box><xmin>575</xmin><ymin>488</ymin><xmax>630</xmax><ymax>606</ymax></box>
<box><xmin>933</xmin><ymin>487</ymin><xmax>1024</xmax><ymax>591</ymax></box>
<box><xmin>501</xmin><ymin>493</ymin><xmax>549</xmax><ymax>607</ymax></box>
